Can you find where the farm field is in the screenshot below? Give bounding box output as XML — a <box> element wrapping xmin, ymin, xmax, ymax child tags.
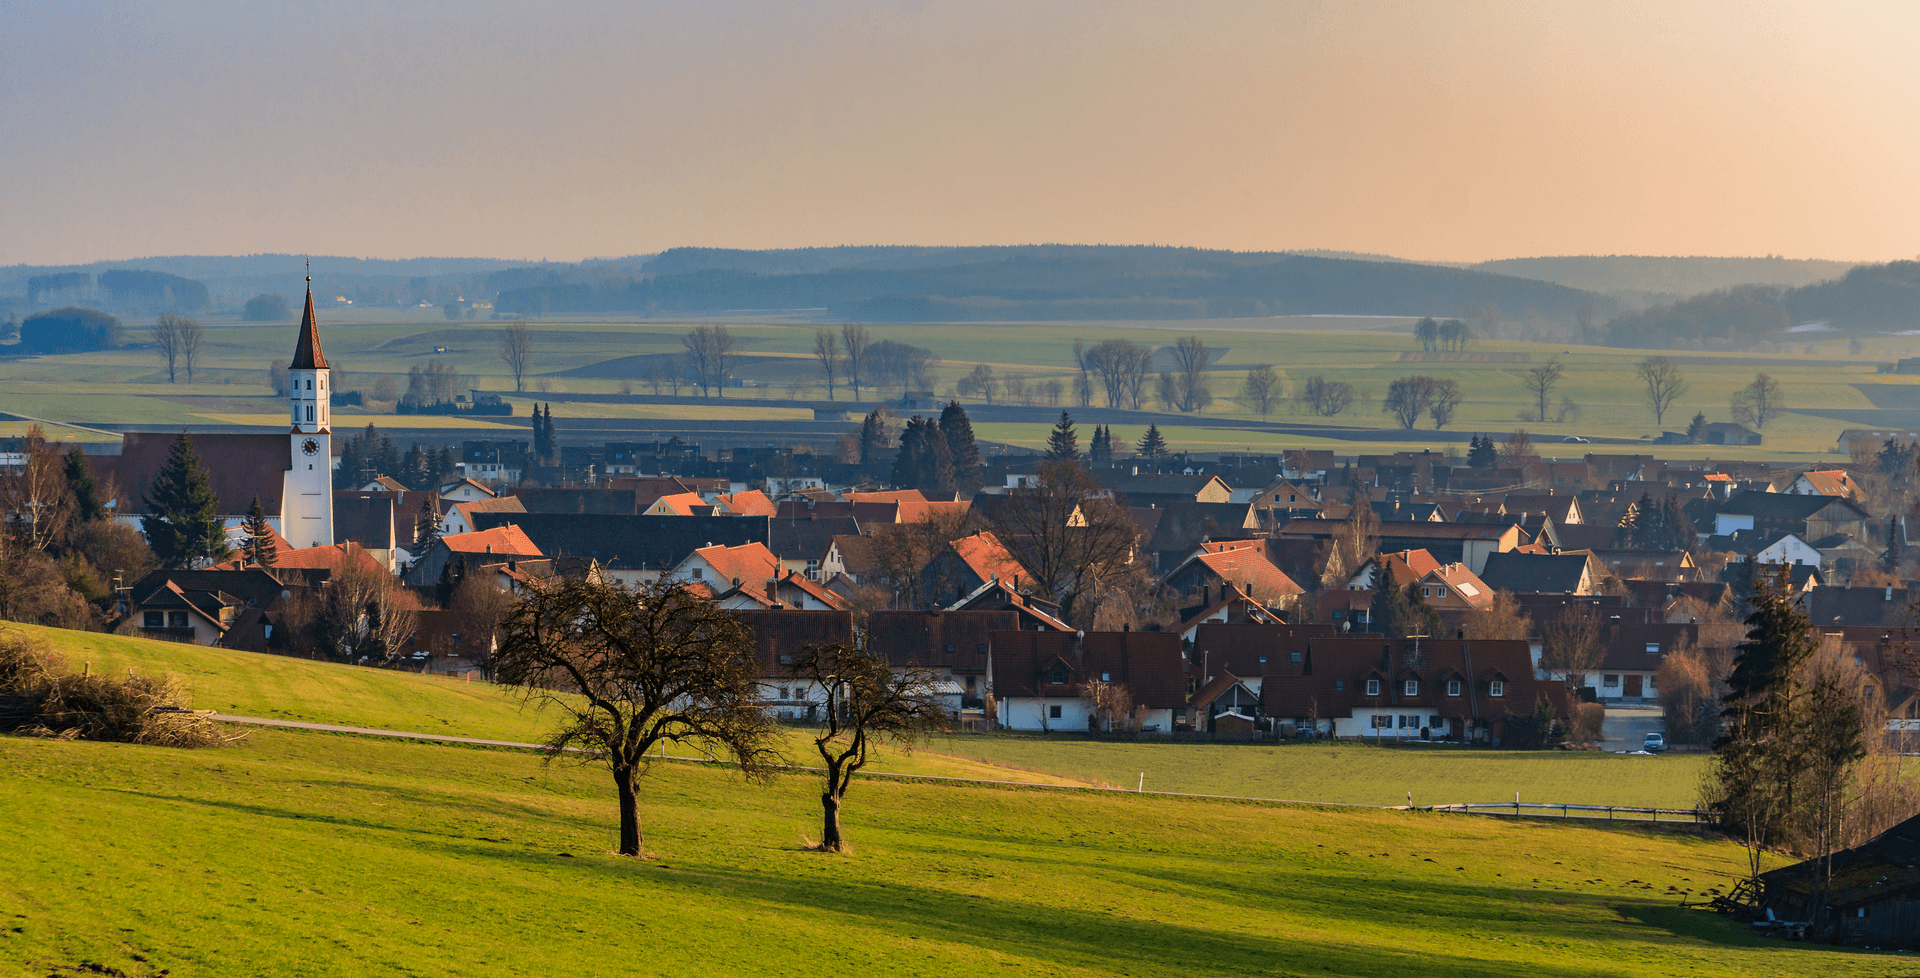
<box><xmin>926</xmin><ymin>734</ymin><xmax>1710</xmax><ymax>810</ymax></box>
<box><xmin>3</xmin><ymin>717</ymin><xmax>1896</xmax><ymax>977</ymax></box>
<box><xmin>7</xmin><ymin>314</ymin><xmax>1915</xmax><ymax>460</ymax></box>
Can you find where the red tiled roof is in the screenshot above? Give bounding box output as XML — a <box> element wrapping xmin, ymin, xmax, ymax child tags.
<box><xmin>650</xmin><ymin>492</ymin><xmax>707</xmax><ymax>515</ymax></box>
<box><xmin>691</xmin><ymin>542</ymin><xmax>782</xmax><ymax>592</ymax></box>
<box><xmin>1191</xmin><ymin>548</ymin><xmax>1303</xmax><ymax>599</ymax></box>
<box><xmin>217</xmin><ymin>541</ymin><xmax>386</xmax><ymax>576</ymax></box>
<box><xmin>990</xmin><ymin>630</ymin><xmax>1188</xmax><ymax>709</ymax></box>
<box><xmin>949</xmin><ymin>531</ymin><xmax>1028</xmax><ymax>589</ymax></box>
<box><xmin>712</xmin><ymin>489</ymin><xmax>777</xmax><ymax>517</ymax></box>
<box><xmin>442</xmin><ymin>525</ymin><xmax>543</xmax><ymax>559</ymax></box>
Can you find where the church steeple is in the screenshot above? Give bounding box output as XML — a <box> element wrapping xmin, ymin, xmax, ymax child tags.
<box><xmin>290</xmin><ymin>283</ymin><xmax>328</xmax><ymax>370</ymax></box>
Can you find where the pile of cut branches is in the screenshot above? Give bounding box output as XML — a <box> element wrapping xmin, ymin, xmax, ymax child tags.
<box><xmin>0</xmin><ymin>630</ymin><xmax>240</xmax><ymax>748</ymax></box>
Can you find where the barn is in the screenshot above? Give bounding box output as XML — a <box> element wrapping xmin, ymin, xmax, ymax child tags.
<box><xmin>1761</xmin><ymin>812</ymin><xmax>1920</xmax><ymax>946</ymax></box>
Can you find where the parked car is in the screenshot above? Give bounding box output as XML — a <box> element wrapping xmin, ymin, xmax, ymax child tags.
<box><xmin>1562</xmin><ymin>435</ymin><xmax>1591</xmax><ymax>443</ymax></box>
<box><xmin>1643</xmin><ymin>732</ymin><xmax>1667</xmax><ymax>753</ymax></box>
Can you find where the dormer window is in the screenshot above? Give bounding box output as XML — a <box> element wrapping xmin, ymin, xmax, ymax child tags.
<box><xmin>1447</xmin><ymin>679</ymin><xmax>1462</xmax><ymax>697</ymax></box>
<box><xmin>1490</xmin><ymin>680</ymin><xmax>1506</xmax><ymax>698</ymax></box>
<box><xmin>1049</xmin><ymin>664</ymin><xmax>1069</xmax><ymax>685</ymax></box>
<box><xmin>1365</xmin><ymin>679</ymin><xmax>1380</xmax><ymax>696</ymax></box>
<box><xmin>1404</xmin><ymin>680</ymin><xmax>1418</xmax><ymax>697</ymax></box>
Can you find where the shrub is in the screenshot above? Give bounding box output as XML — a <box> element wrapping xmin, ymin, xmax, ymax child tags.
<box><xmin>17</xmin><ymin>307</ymin><xmax>122</xmax><ymax>354</ymax></box>
<box><xmin>0</xmin><ymin>630</ymin><xmax>237</xmax><ymax>747</ymax></box>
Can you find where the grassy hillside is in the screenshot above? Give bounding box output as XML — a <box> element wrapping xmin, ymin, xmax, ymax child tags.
<box><xmin>3</xmin><ymin>726</ymin><xmax>1898</xmax><ymax>978</ymax></box>
<box><xmin>927</xmin><ymin>735</ymin><xmax>1710</xmax><ymax>810</ymax></box>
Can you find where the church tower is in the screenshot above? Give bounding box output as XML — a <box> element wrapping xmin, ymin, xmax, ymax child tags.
<box><xmin>281</xmin><ymin>279</ymin><xmax>334</xmax><ymax>548</ymax></box>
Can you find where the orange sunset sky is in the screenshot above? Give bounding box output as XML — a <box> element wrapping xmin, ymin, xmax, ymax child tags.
<box><xmin>4</xmin><ymin>0</ymin><xmax>1917</xmax><ymax>266</ymax></box>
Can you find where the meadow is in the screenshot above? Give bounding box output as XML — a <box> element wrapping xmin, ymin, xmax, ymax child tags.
<box><xmin>7</xmin><ymin>309</ymin><xmax>1915</xmax><ymax>460</ymax></box>
<box><xmin>2</xmin><ymin>622</ymin><xmax>1907</xmax><ymax>976</ymax></box>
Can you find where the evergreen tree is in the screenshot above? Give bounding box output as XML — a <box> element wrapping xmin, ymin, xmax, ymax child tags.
<box><xmin>141</xmin><ymin>432</ymin><xmax>231</xmax><ymax>568</ymax></box>
<box><xmin>1686</xmin><ymin>412</ymin><xmax>1708</xmax><ymax>443</ymax></box>
<box><xmin>1660</xmin><ymin>493</ymin><xmax>1699</xmax><ymax>552</ymax></box>
<box><xmin>401</xmin><ymin>444</ymin><xmax>428</xmax><ymax>490</ymax></box>
<box><xmin>1466</xmin><ymin>434</ymin><xmax>1499</xmax><ymax>469</ymax></box>
<box><xmin>375</xmin><ymin>437</ymin><xmax>399</xmax><ymax>478</ymax></box>
<box><xmin>858</xmin><ymin>409</ymin><xmax>892</xmax><ymax>465</ymax></box>
<box><xmin>64</xmin><ymin>448</ymin><xmax>102</xmax><ymax>524</ymax></box>
<box><xmin>433</xmin><ymin>445</ymin><xmax>455</xmax><ymax>485</ymax></box>
<box><xmin>241</xmin><ymin>495</ymin><xmax>277</xmax><ymax>567</ymax></box>
<box><xmin>1368</xmin><ymin>559</ymin><xmax>1410</xmax><ymax>635</ymax></box>
<box><xmin>1404</xmin><ymin>579</ymin><xmax>1443</xmax><ymax>639</ymax></box>
<box><xmin>938</xmin><ymin>400</ymin><xmax>983</xmax><ymax>491</ymax></box>
<box><xmin>336</xmin><ymin>436</ymin><xmax>365</xmax><ymax>489</ymax></box>
<box><xmin>1616</xmin><ymin>490</ymin><xmax>1654</xmax><ymax>548</ymax></box>
<box><xmin>1714</xmin><ymin>569</ymin><xmax>1819</xmax><ymax>858</ymax></box>
<box><xmin>1137</xmin><ymin>424</ymin><xmax>1168</xmax><ymax>461</ymax></box>
<box><xmin>890</xmin><ymin>417</ymin><xmax>955</xmax><ymax>493</ymax></box>
<box><xmin>436</xmin><ymin>555</ymin><xmax>468</xmax><ymax>608</ymax></box>
<box><xmin>414</xmin><ymin>495</ymin><xmax>442</xmax><ymax>552</ymax></box>
<box><xmin>1044</xmin><ymin>411</ymin><xmax>1079</xmax><ymax>461</ymax></box>
<box><xmin>532</xmin><ymin>403</ymin><xmax>550</xmax><ymax>463</ymax></box>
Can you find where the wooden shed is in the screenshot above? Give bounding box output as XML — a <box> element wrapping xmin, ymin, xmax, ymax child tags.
<box><xmin>1761</xmin><ymin>812</ymin><xmax>1920</xmax><ymax>946</ymax></box>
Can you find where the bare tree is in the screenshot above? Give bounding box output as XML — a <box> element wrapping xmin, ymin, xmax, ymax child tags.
<box><xmin>681</xmin><ymin>325</ymin><xmax>739</xmax><ymax>398</ymax></box>
<box><xmin>1522</xmin><ymin>358</ymin><xmax>1564</xmax><ymax>423</ymax></box>
<box><xmin>493</xmin><ymin>577</ymin><xmax>778</xmax><ymax>857</ymax></box>
<box><xmin>1636</xmin><ymin>356</ymin><xmax>1686</xmax><ymax>426</ymax></box>
<box><xmin>1462</xmin><ymin>589</ymin><xmax>1531</xmax><ymax>641</ymax></box>
<box><xmin>1167</xmin><ymin>334</ymin><xmax>1214</xmax><ymax>412</ymax></box>
<box><xmin>984</xmin><ymin>460</ymin><xmax>1139</xmax><ymax>625</ymax></box>
<box><xmin>1242</xmin><ymin>364</ymin><xmax>1280</xmax><ymax>416</ymax></box>
<box><xmin>1071</xmin><ymin>339</ymin><xmax>1094</xmax><ymax>407</ymax></box>
<box><xmin>1428</xmin><ymin>378</ymin><xmax>1462</xmax><ymax>429</ymax></box>
<box><xmin>789</xmin><ymin>641</ymin><xmax>953</xmax><ymax>852</ymax></box>
<box><xmin>868</xmin><ymin>339</ymin><xmax>938</xmax><ymax>395</ymax></box>
<box><xmin>1318</xmin><ymin>485</ymin><xmax>1379</xmax><ymax>588</ymax></box>
<box><xmin>1383</xmin><ymin>375</ymin><xmax>1438</xmax><ymax>430</ymax></box>
<box><xmin>1079</xmin><ymin>679</ymin><xmax>1136</xmax><ymax>732</ymax></box>
<box><xmin>0</xmin><ymin>426</ymin><xmax>72</xmax><ymax>552</ymax></box>
<box><xmin>1084</xmin><ymin>339</ymin><xmax>1151</xmax><ymax>409</ymax></box>
<box><xmin>957</xmin><ymin>364</ymin><xmax>997</xmax><ymax>404</ymax></box>
<box><xmin>500</xmin><ymin>321</ymin><xmax>534</xmax><ymax>392</ymax></box>
<box><xmin>1539</xmin><ymin>610</ymin><xmax>1604</xmax><ymax>692</ymax></box>
<box><xmin>1731</xmin><ymin>373</ymin><xmax>1786</xmax><ymax>429</ymax></box>
<box><xmin>840</xmin><ymin>323</ymin><xmax>871</xmax><ymax>400</ymax></box>
<box><xmin>1300</xmin><ymin>376</ymin><xmax>1353</xmax><ymax>417</ymax></box>
<box><xmin>151</xmin><ymin>314</ymin><xmax>204</xmax><ymax>384</ymax></box>
<box><xmin>870</xmin><ymin>508</ymin><xmax>976</xmax><ymax>609</ymax></box>
<box><xmin>813</xmin><ymin>329</ymin><xmax>840</xmax><ymax>400</ymax></box>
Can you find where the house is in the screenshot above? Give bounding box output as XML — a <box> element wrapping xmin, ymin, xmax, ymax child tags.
<box><xmin>1346</xmin><ymin>549</ymin><xmax>1496</xmax><ymax>613</ymax></box>
<box><xmin>646</xmin><ymin>492</ymin><xmax>713</xmax><ymax>516</ymax></box>
<box><xmin>1788</xmin><ymin>468</ymin><xmax>1861</xmax><ymax>498</ymax></box>
<box><xmin>670</xmin><ymin>541</ymin><xmax>778</xmax><ymax>597</ymax></box>
<box><xmin>1712</xmin><ymin>490</ymin><xmax>1871</xmax><ymax>541</ymax></box>
<box><xmin>1098</xmin><ymin>472</ymin><xmax>1235</xmax><ymax>507</ymax></box>
<box><xmin>441</xmin><ymin>496</ymin><xmax>528</xmax><ymax>536</ymax></box>
<box><xmin>869</xmin><ymin>610</ymin><xmax>1020</xmax><ymax>709</ymax></box>
<box><xmin>1805</xmin><ymin>586</ymin><xmax>1916</xmax><ymax>629</ymax></box>
<box><xmin>1579</xmin><ymin>621</ymin><xmax>1742</xmax><ymax>703</ymax></box>
<box><xmin>1476</xmin><ymin>551</ymin><xmax>1606</xmax><ymax>595</ymax></box>
<box><xmin>1187</xmin><ymin>622</ymin><xmax>1339</xmax><ymax>698</ymax></box>
<box><xmin>709</xmin><ymin>489</ymin><xmax>777</xmax><ymax>517</ymax></box>
<box><xmin>127</xmin><ymin>568</ymin><xmax>288</xmax><ymax>647</ymax></box>
<box><xmin>1272</xmin><ymin>519</ymin><xmax>1523</xmax><ymax>575</ymax></box>
<box><xmin>1188</xmin><ymin>671</ymin><xmax>1262</xmax><ymax>732</ymax></box>
<box><xmin>1140</xmin><ymin>500</ymin><xmax>1262</xmax><ymax>570</ymax></box>
<box><xmin>1159</xmin><ymin>542</ymin><xmax>1304</xmax><ymax>610</ymax></box>
<box><xmin>990</xmin><ymin>630</ymin><xmax>1188</xmax><ymax>733</ymax></box>
<box><xmin>467</xmin><ymin>513</ymin><xmax>770</xmax><ymax>587</ymax></box>
<box><xmin>460</xmin><ymin>441</ymin><xmax>527</xmax><ymax>484</ymax></box>
<box><xmin>769</xmin><ymin>516</ymin><xmax>862</xmax><ymax>580</ymax></box>
<box><xmin>331</xmin><ymin>494</ymin><xmax>400</xmax><ymax>572</ymax></box>
<box><xmin>1759</xmin><ymin>811</ymin><xmax>1920</xmax><ymax>946</ymax></box>
<box><xmin>1838</xmin><ymin>429</ymin><xmax>1920</xmax><ymax>456</ymax></box>
<box><xmin>726</xmin><ymin>609</ymin><xmax>857</xmax><ymax>721</ymax></box>
<box><xmin>1500</xmin><ymin>491</ymin><xmax>1584</xmax><ymax>525</ymax></box>
<box><xmin>439</xmin><ymin>478</ymin><xmax>496</xmax><ymax>502</ymax></box>
<box><xmin>1260</xmin><ymin>637</ymin><xmax>1564</xmax><ymax>743</ymax></box>
<box><xmin>918</xmin><ymin>530</ymin><xmax>1031</xmax><ymax>608</ymax></box>
<box><xmin>820</xmin><ymin>534</ymin><xmax>881</xmax><ymax>586</ymax></box>
<box><xmin>1698</xmin><ymin>422</ymin><xmax>1761</xmax><ymax>446</ymax></box>
<box><xmin>1713</xmin><ymin>530</ymin><xmax>1823</xmax><ymax>568</ymax></box>
<box><xmin>403</xmin><ymin>525</ymin><xmax>543</xmax><ymax>586</ymax></box>
<box><xmin>358</xmin><ymin>475</ymin><xmax>409</xmax><ymax>493</ymax></box>
<box><xmin>1175</xmin><ymin>584</ymin><xmax>1285</xmax><ymax>645</ymax></box>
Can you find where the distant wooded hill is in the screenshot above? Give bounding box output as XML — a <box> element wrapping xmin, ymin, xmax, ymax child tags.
<box><xmin>491</xmin><ymin>246</ymin><xmax>1609</xmax><ymax>323</ymax></box>
<box><xmin>1604</xmin><ymin>260</ymin><xmax>1920</xmax><ymax>349</ymax></box>
<box><xmin>1471</xmin><ymin>255</ymin><xmax>1859</xmax><ymax>305</ymax></box>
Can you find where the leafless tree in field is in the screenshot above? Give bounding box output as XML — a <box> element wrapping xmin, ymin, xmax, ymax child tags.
<box><xmin>152</xmin><ymin>313</ymin><xmax>203</xmax><ymax>384</ymax></box>
<box><xmin>681</xmin><ymin>325</ymin><xmax>739</xmax><ymax>397</ymax></box>
<box><xmin>788</xmin><ymin>642</ymin><xmax>953</xmax><ymax>852</ymax></box>
<box><xmin>840</xmin><ymin>323</ymin><xmax>871</xmax><ymax>400</ymax></box>
<box><xmin>1242</xmin><ymin>364</ymin><xmax>1280</xmax><ymax>416</ymax></box>
<box><xmin>1084</xmin><ymin>339</ymin><xmax>1151</xmax><ymax>409</ymax></box>
<box><xmin>813</xmin><ymin>329</ymin><xmax>840</xmax><ymax>400</ymax></box>
<box><xmin>500</xmin><ymin>321</ymin><xmax>534</xmax><ymax>392</ymax></box>
<box><xmin>1636</xmin><ymin>356</ymin><xmax>1687</xmax><ymax>426</ymax></box>
<box><xmin>1427</xmin><ymin>378</ymin><xmax>1462</xmax><ymax>429</ymax></box>
<box><xmin>1731</xmin><ymin>373</ymin><xmax>1786</xmax><ymax>429</ymax></box>
<box><xmin>1167</xmin><ymin>334</ymin><xmax>1214</xmax><ymax>412</ymax></box>
<box><xmin>1522</xmin><ymin>358</ymin><xmax>1564</xmax><ymax>423</ymax></box>
<box><xmin>493</xmin><ymin>577</ymin><xmax>778</xmax><ymax>857</ymax></box>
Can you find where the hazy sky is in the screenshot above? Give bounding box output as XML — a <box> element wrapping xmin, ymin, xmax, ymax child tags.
<box><xmin>5</xmin><ymin>0</ymin><xmax>1917</xmax><ymax>266</ymax></box>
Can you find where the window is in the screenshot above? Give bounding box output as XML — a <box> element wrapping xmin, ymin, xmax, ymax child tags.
<box><xmin>167</xmin><ymin>611</ymin><xmax>189</xmax><ymax>628</ymax></box>
<box><xmin>1335</xmin><ymin>680</ymin><xmax>1345</xmax><ymax>690</ymax></box>
<box><xmin>1049</xmin><ymin>705</ymin><xmax>1063</xmax><ymax>719</ymax></box>
<box><xmin>1404</xmin><ymin>680</ymin><xmax>1418</xmax><ymax>697</ymax></box>
<box><xmin>776</xmin><ymin>653</ymin><xmax>793</xmax><ymax>666</ymax></box>
<box><xmin>1428</xmin><ymin>716</ymin><xmax>1441</xmax><ymax>727</ymax></box>
<box><xmin>144</xmin><ymin>611</ymin><xmax>164</xmax><ymax>628</ymax></box>
<box><xmin>1421</xmin><ymin>587</ymin><xmax>1430</xmax><ymax>598</ymax></box>
<box><xmin>1372</xmin><ymin>715</ymin><xmax>1392</xmax><ymax>729</ymax></box>
<box><xmin>944</xmin><ymin>643</ymin><xmax>955</xmax><ymax>653</ymax></box>
<box><xmin>1257</xmin><ymin>655</ymin><xmax>1267</xmax><ymax>664</ymax></box>
<box><xmin>1100</xmin><ymin>672</ymin><xmax>1111</xmax><ymax>682</ymax></box>
<box><xmin>1289</xmin><ymin>651</ymin><xmax>1303</xmax><ymax>663</ymax></box>
<box><xmin>306</xmin><ymin>379</ymin><xmax>312</xmax><ymax>390</ymax></box>
<box><xmin>976</xmin><ymin>644</ymin><xmax>986</xmax><ymax>654</ymax></box>
<box><xmin>690</xmin><ymin>567</ymin><xmax>703</xmax><ymax>579</ymax></box>
<box><xmin>1049</xmin><ymin>664</ymin><xmax>1069</xmax><ymax>685</ymax></box>
<box><xmin>1646</xmin><ymin>643</ymin><xmax>1661</xmax><ymax>654</ymax></box>
<box><xmin>1864</xmin><ymin>685</ymin><xmax>1877</xmax><ymax>701</ymax></box>
<box><xmin>1435</xmin><ymin>587</ymin><xmax>1448</xmax><ymax>599</ymax></box>
<box><xmin>1365</xmin><ymin>679</ymin><xmax>1381</xmax><ymax>696</ymax></box>
<box><xmin>1447</xmin><ymin>679</ymin><xmax>1462</xmax><ymax>697</ymax></box>
<box><xmin>1603</xmin><ymin>675</ymin><xmax>1620</xmax><ymax>689</ymax></box>
<box><xmin>1490</xmin><ymin>680</ymin><xmax>1506</xmax><ymax>698</ymax></box>
<box><xmin>1400</xmin><ymin>715</ymin><xmax>1418</xmax><ymax>729</ymax></box>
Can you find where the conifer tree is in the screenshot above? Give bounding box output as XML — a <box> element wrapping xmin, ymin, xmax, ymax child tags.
<box><xmin>938</xmin><ymin>400</ymin><xmax>983</xmax><ymax>491</ymax></box>
<box><xmin>858</xmin><ymin>408</ymin><xmax>892</xmax><ymax>465</ymax></box>
<box><xmin>1883</xmin><ymin>517</ymin><xmax>1903</xmax><ymax>575</ymax></box>
<box><xmin>1090</xmin><ymin>425</ymin><xmax>1114</xmax><ymax>464</ymax></box>
<box><xmin>1686</xmin><ymin>412</ymin><xmax>1708</xmax><ymax>443</ymax></box>
<box><xmin>141</xmin><ymin>432</ymin><xmax>231</xmax><ymax>568</ymax></box>
<box><xmin>1714</xmin><ymin>569</ymin><xmax>1820</xmax><ymax>869</ymax></box>
<box><xmin>1044</xmin><ymin>411</ymin><xmax>1079</xmax><ymax>461</ymax></box>
<box><xmin>242</xmin><ymin>495</ymin><xmax>277</xmax><ymax>567</ymax></box>
<box><xmin>1466</xmin><ymin>434</ymin><xmax>1498</xmax><ymax>469</ymax></box>
<box><xmin>64</xmin><ymin>448</ymin><xmax>102</xmax><ymax>524</ymax></box>
<box><xmin>891</xmin><ymin>417</ymin><xmax>955</xmax><ymax>493</ymax></box>
<box><xmin>532</xmin><ymin>403</ymin><xmax>550</xmax><ymax>463</ymax></box>
<box><xmin>1137</xmin><ymin>424</ymin><xmax>1168</xmax><ymax>461</ymax></box>
<box><xmin>415</xmin><ymin>495</ymin><xmax>442</xmax><ymax>552</ymax></box>
<box><xmin>1368</xmin><ymin>559</ymin><xmax>1407</xmax><ymax>635</ymax></box>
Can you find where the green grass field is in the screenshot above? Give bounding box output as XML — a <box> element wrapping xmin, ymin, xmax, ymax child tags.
<box><xmin>3</xmin><ymin>624</ymin><xmax>1908</xmax><ymax>976</ymax></box>
<box><xmin>8</xmin><ymin>313</ymin><xmax>1910</xmax><ymax>460</ymax></box>
<box><xmin>926</xmin><ymin>734</ymin><xmax>1709</xmax><ymax>809</ymax></box>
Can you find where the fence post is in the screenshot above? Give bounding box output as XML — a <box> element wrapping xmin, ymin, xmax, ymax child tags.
<box><xmin>1514</xmin><ymin>791</ymin><xmax>1520</xmax><ymax>820</ymax></box>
